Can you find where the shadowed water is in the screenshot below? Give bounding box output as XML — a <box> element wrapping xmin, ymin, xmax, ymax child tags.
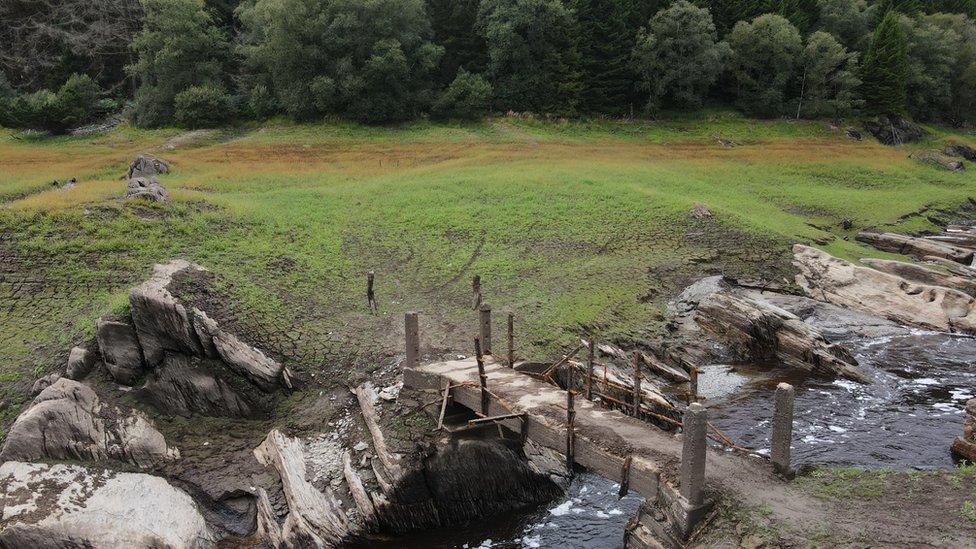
<box><xmin>707</xmin><ymin>330</ymin><xmax>974</xmax><ymax>469</ymax></box>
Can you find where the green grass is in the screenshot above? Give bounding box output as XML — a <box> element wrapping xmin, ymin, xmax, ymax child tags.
<box><xmin>2</xmin><ymin>113</ymin><xmax>976</xmax><ymax>418</ymax></box>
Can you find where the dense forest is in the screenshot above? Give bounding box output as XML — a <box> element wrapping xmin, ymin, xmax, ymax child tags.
<box><xmin>1</xmin><ymin>0</ymin><xmax>975</xmax><ymax>131</ymax></box>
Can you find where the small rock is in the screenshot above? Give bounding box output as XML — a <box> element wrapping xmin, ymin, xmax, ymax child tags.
<box><xmin>30</xmin><ymin>373</ymin><xmax>61</xmax><ymax>396</ymax></box>
<box><xmin>354</xmin><ymin>442</ymin><xmax>368</xmax><ymax>452</ymax></box>
<box><xmin>65</xmin><ymin>346</ymin><xmax>97</xmax><ymax>380</ymax></box>
<box><xmin>378</xmin><ymin>381</ymin><xmax>402</xmax><ymax>401</ymax></box>
<box><xmin>690</xmin><ymin>203</ymin><xmax>712</xmax><ymax>219</ymax></box>
<box><xmin>125</xmin><ymin>176</ymin><xmax>169</xmax><ymax>202</ymax></box>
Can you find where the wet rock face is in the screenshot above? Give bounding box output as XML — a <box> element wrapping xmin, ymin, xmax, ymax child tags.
<box><xmin>135</xmin><ymin>353</ymin><xmax>263</xmax><ymax>418</ymax></box>
<box><xmin>0</xmin><ymin>461</ymin><xmax>213</xmax><ymax>549</ymax></box>
<box><xmin>0</xmin><ymin>378</ymin><xmax>179</xmax><ymax>468</ymax></box>
<box><xmin>96</xmin><ymin>318</ymin><xmax>145</xmax><ymax>384</ymax></box>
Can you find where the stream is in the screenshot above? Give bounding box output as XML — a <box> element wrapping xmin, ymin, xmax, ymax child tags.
<box><xmin>707</xmin><ymin>329</ymin><xmax>974</xmax><ymax>469</ymax></box>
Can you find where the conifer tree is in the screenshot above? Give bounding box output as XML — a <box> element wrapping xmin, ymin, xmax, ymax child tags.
<box><xmin>860</xmin><ymin>10</ymin><xmax>909</xmax><ymax>115</ymax></box>
<box><xmin>573</xmin><ymin>0</ymin><xmax>635</xmax><ymax>115</ymax></box>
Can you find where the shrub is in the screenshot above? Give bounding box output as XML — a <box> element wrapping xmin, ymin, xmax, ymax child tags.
<box><xmin>248</xmin><ymin>84</ymin><xmax>276</xmax><ymax>120</ymax></box>
<box><xmin>174</xmin><ymin>84</ymin><xmax>235</xmax><ymax>127</ymax></box>
<box><xmin>1</xmin><ymin>73</ymin><xmax>102</xmax><ymax>133</ymax></box>
<box><xmin>432</xmin><ymin>70</ymin><xmax>492</xmax><ymax>119</ymax></box>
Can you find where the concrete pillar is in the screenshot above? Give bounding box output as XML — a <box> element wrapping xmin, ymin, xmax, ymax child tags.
<box><xmin>479</xmin><ymin>304</ymin><xmax>492</xmax><ymax>354</ymax></box>
<box><xmin>688</xmin><ymin>367</ymin><xmax>699</xmax><ymax>404</ymax></box>
<box><xmin>404</xmin><ymin>312</ymin><xmax>419</xmax><ymax>369</ymax></box>
<box><xmin>679</xmin><ymin>403</ymin><xmax>707</xmax><ymax>506</ymax></box>
<box><xmin>771</xmin><ymin>382</ymin><xmax>795</xmax><ymax>475</ymax></box>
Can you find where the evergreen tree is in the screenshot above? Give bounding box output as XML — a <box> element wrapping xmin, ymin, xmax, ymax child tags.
<box><xmin>693</xmin><ymin>0</ymin><xmax>769</xmax><ymax>36</ymax></box>
<box><xmin>426</xmin><ymin>0</ymin><xmax>489</xmax><ymax>85</ymax></box>
<box><xmin>816</xmin><ymin>0</ymin><xmax>876</xmax><ymax>52</ymax></box>
<box><xmin>573</xmin><ymin>0</ymin><xmax>635</xmax><ymax>115</ymax></box>
<box><xmin>777</xmin><ymin>0</ymin><xmax>820</xmax><ymax>32</ymax></box>
<box><xmin>795</xmin><ymin>31</ymin><xmax>862</xmax><ymax>117</ymax></box>
<box><xmin>860</xmin><ymin>10</ymin><xmax>909</xmax><ymax>115</ymax></box>
<box><xmin>927</xmin><ymin>0</ymin><xmax>976</xmax><ymax>18</ymax></box>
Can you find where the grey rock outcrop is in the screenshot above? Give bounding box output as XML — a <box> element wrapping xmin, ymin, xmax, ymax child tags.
<box><xmin>909</xmin><ymin>150</ymin><xmax>965</xmax><ymax>171</ymax></box>
<box><xmin>0</xmin><ymin>461</ymin><xmax>213</xmax><ymax>549</ymax></box>
<box><xmin>862</xmin><ymin>115</ymin><xmax>926</xmax><ymax>145</ymax></box>
<box><xmin>193</xmin><ymin>308</ymin><xmax>284</xmax><ymax>392</ymax></box>
<box><xmin>96</xmin><ymin>318</ymin><xmax>144</xmax><ymax>384</ymax></box>
<box><xmin>129</xmin><ymin>260</ymin><xmax>204</xmax><ymax>367</ymax></box>
<box><xmin>136</xmin><ymin>353</ymin><xmax>256</xmax><ymax>418</ymax></box>
<box><xmin>944</xmin><ymin>142</ymin><xmax>976</xmax><ymax>162</ymax></box>
<box><xmin>855</xmin><ymin>231</ymin><xmax>974</xmax><ymax>264</ymax></box>
<box><xmin>0</xmin><ymin>378</ymin><xmax>179</xmax><ymax>468</ymax></box>
<box><xmin>794</xmin><ymin>244</ymin><xmax>976</xmax><ymax>334</ymax></box>
<box><xmin>125</xmin><ymin>176</ymin><xmax>169</xmax><ymax>202</ymax></box>
<box><xmin>695</xmin><ymin>291</ymin><xmax>867</xmax><ymax>382</ymax></box>
<box><xmin>65</xmin><ymin>346</ymin><xmax>97</xmax><ymax>380</ymax></box>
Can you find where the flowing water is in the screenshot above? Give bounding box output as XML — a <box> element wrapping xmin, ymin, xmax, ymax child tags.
<box><xmin>369</xmin><ymin>474</ymin><xmax>644</xmax><ymax>549</ymax></box>
<box><xmin>708</xmin><ymin>329</ymin><xmax>974</xmax><ymax>469</ymax></box>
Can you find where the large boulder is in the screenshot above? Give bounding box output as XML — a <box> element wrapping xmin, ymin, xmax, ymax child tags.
<box><xmin>794</xmin><ymin>244</ymin><xmax>976</xmax><ymax>334</ymax></box>
<box><xmin>909</xmin><ymin>150</ymin><xmax>965</xmax><ymax>171</ymax></box>
<box><xmin>944</xmin><ymin>142</ymin><xmax>976</xmax><ymax>162</ymax></box>
<box><xmin>126</xmin><ymin>154</ymin><xmax>170</xmax><ymax>179</ymax></box>
<box><xmin>65</xmin><ymin>346</ymin><xmax>97</xmax><ymax>380</ymax></box>
<box><xmin>0</xmin><ymin>378</ymin><xmax>179</xmax><ymax>468</ymax></box>
<box><xmin>129</xmin><ymin>260</ymin><xmax>205</xmax><ymax>367</ymax></box>
<box><xmin>96</xmin><ymin>318</ymin><xmax>144</xmax><ymax>385</ymax></box>
<box><xmin>0</xmin><ymin>461</ymin><xmax>213</xmax><ymax>548</ymax></box>
<box><xmin>136</xmin><ymin>353</ymin><xmax>258</xmax><ymax>418</ymax></box>
<box><xmin>862</xmin><ymin>115</ymin><xmax>926</xmax><ymax>145</ymax></box>
<box><xmin>125</xmin><ymin>176</ymin><xmax>169</xmax><ymax>202</ymax></box>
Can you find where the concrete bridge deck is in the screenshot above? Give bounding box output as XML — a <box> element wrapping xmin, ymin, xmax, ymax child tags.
<box><xmin>403</xmin><ymin>355</ymin><xmax>826</xmax><ymax>535</ymax></box>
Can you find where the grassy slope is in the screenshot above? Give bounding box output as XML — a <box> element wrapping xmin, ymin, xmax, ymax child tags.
<box><xmin>1</xmin><ymin>112</ymin><xmax>975</xmax><ymax>438</ymax></box>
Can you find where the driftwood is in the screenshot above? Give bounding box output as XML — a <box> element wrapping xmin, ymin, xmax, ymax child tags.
<box><xmin>856</xmin><ymin>231</ymin><xmax>973</xmax><ymax>264</ymax></box>
<box><xmin>253</xmin><ymin>430</ymin><xmax>352</xmax><ymax>546</ymax></box>
<box><xmin>343</xmin><ymin>451</ymin><xmax>379</xmax><ymax>530</ymax></box>
<box><xmin>354</xmin><ymin>383</ymin><xmax>403</xmax><ymax>482</ymax></box>
<box><xmin>694</xmin><ymin>291</ymin><xmax>868</xmax><ymax>383</ymax></box>
<box><xmin>861</xmin><ymin>258</ymin><xmax>976</xmax><ymax>298</ymax></box>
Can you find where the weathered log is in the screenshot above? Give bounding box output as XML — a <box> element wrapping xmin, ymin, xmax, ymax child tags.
<box><xmin>856</xmin><ymin>231</ymin><xmax>973</xmax><ymax>263</ymax></box>
<box><xmin>253</xmin><ymin>429</ymin><xmax>351</xmax><ymax>547</ymax></box>
<box><xmin>343</xmin><ymin>451</ymin><xmax>379</xmax><ymax>530</ymax></box>
<box><xmin>861</xmin><ymin>258</ymin><xmax>976</xmax><ymax>298</ymax></box>
<box><xmin>353</xmin><ymin>383</ymin><xmax>403</xmax><ymax>482</ymax></box>
<box><xmin>694</xmin><ymin>291</ymin><xmax>868</xmax><ymax>382</ymax></box>
<box><xmin>795</xmin><ymin>244</ymin><xmax>976</xmax><ymax>335</ymax></box>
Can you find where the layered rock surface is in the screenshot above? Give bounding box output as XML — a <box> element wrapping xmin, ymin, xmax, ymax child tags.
<box><xmin>794</xmin><ymin>244</ymin><xmax>976</xmax><ymax>334</ymax></box>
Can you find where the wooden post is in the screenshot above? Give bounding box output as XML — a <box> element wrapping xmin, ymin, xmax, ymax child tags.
<box><xmin>472</xmin><ymin>274</ymin><xmax>482</xmax><ymax>310</ymax></box>
<box><xmin>507</xmin><ymin>313</ymin><xmax>515</xmax><ymax>368</ymax></box>
<box><xmin>366</xmin><ymin>271</ymin><xmax>377</xmax><ymax>313</ymax></box>
<box><xmin>566</xmin><ymin>386</ymin><xmax>575</xmax><ymax>472</ymax></box>
<box><xmin>475</xmin><ymin>336</ymin><xmax>489</xmax><ymax>416</ymax></box>
<box><xmin>404</xmin><ymin>312</ymin><xmax>420</xmax><ymax>370</ymax></box>
<box><xmin>771</xmin><ymin>383</ymin><xmax>795</xmax><ymax>476</ymax></box>
<box><xmin>479</xmin><ymin>304</ymin><xmax>492</xmax><ymax>354</ymax></box>
<box><xmin>632</xmin><ymin>352</ymin><xmax>642</xmax><ymax>417</ymax></box>
<box><xmin>688</xmin><ymin>367</ymin><xmax>699</xmax><ymax>404</ymax></box>
<box><xmin>618</xmin><ymin>455</ymin><xmax>632</xmax><ymax>498</ymax></box>
<box><xmin>586</xmin><ymin>338</ymin><xmax>595</xmax><ymax>400</ymax></box>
